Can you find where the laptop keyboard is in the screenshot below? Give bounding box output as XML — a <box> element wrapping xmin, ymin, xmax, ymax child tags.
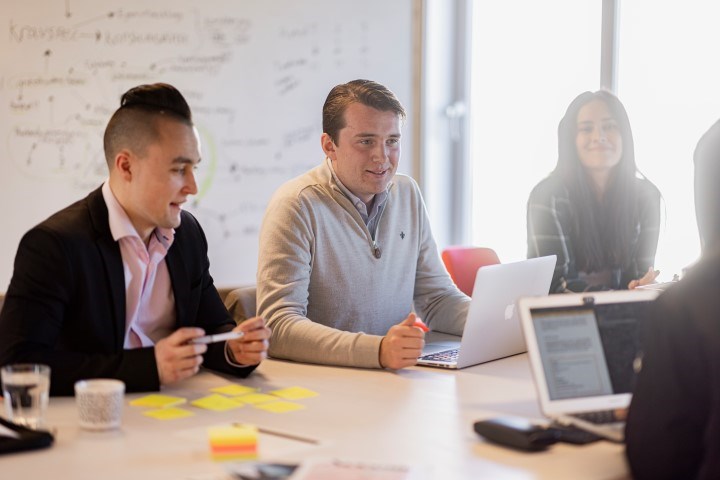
<box><xmin>420</xmin><ymin>349</ymin><xmax>459</xmax><ymax>362</ymax></box>
<box><xmin>573</xmin><ymin>410</ymin><xmax>618</xmax><ymax>425</ymax></box>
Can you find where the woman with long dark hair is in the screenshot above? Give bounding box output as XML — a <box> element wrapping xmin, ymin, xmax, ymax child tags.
<box><xmin>527</xmin><ymin>90</ymin><xmax>661</xmax><ymax>293</ymax></box>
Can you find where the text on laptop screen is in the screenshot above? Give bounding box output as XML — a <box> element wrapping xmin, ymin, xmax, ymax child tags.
<box><xmin>531</xmin><ymin>301</ymin><xmax>649</xmax><ymax>401</ymax></box>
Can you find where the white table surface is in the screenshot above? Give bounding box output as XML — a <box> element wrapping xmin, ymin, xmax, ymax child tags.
<box><xmin>1</xmin><ymin>354</ymin><xmax>630</xmax><ymax>480</ymax></box>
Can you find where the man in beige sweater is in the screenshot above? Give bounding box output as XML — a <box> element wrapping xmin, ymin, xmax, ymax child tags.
<box><xmin>256</xmin><ymin>79</ymin><xmax>470</xmax><ymax>370</ymax></box>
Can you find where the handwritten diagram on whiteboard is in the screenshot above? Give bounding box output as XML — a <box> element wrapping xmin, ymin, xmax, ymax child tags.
<box><xmin>0</xmin><ymin>0</ymin><xmax>414</xmax><ymax>288</ymax></box>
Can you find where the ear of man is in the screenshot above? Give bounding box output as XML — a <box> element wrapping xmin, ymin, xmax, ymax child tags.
<box><xmin>320</xmin><ymin>132</ymin><xmax>337</xmax><ymax>160</ymax></box>
<box><xmin>112</xmin><ymin>149</ymin><xmax>135</xmax><ymax>181</ymax></box>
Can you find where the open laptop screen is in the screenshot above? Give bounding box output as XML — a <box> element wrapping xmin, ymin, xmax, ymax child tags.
<box><xmin>530</xmin><ymin>300</ymin><xmax>648</xmax><ymax>401</ymax></box>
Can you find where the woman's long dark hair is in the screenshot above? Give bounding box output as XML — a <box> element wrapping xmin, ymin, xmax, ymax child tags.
<box><xmin>553</xmin><ymin>90</ymin><xmax>640</xmax><ymax>273</ymax></box>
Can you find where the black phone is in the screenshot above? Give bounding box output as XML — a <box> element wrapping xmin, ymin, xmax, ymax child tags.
<box><xmin>473</xmin><ymin>416</ymin><xmax>557</xmax><ymax>452</ymax></box>
<box><xmin>473</xmin><ymin>416</ymin><xmax>603</xmax><ymax>452</ymax></box>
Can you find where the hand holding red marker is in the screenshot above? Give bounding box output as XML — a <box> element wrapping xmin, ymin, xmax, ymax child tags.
<box><xmin>412</xmin><ymin>316</ymin><xmax>430</xmax><ymax>333</ymax></box>
<box><xmin>379</xmin><ymin>312</ymin><xmax>428</xmax><ymax>369</ymax></box>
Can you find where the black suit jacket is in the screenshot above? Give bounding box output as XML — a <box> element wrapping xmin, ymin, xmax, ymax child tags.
<box><xmin>625</xmin><ymin>246</ymin><xmax>720</xmax><ymax>480</ymax></box>
<box><xmin>0</xmin><ymin>187</ymin><xmax>255</xmax><ymax>395</ymax></box>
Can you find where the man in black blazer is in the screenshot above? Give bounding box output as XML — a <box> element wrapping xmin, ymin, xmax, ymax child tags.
<box><xmin>624</xmin><ymin>118</ymin><xmax>720</xmax><ymax>479</ymax></box>
<box><xmin>0</xmin><ymin>83</ymin><xmax>270</xmax><ymax>396</ymax></box>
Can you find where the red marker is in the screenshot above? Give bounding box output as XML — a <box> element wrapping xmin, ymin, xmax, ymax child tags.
<box><xmin>413</xmin><ymin>319</ymin><xmax>430</xmax><ymax>333</ymax></box>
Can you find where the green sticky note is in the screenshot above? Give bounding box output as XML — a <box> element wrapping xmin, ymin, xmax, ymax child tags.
<box><xmin>192</xmin><ymin>394</ymin><xmax>245</xmax><ymax>412</ymax></box>
<box><xmin>130</xmin><ymin>394</ymin><xmax>187</xmax><ymax>408</ymax></box>
<box><xmin>268</xmin><ymin>386</ymin><xmax>319</xmax><ymax>400</ymax></box>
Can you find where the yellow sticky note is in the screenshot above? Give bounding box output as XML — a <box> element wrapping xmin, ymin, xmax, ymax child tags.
<box><xmin>192</xmin><ymin>394</ymin><xmax>245</xmax><ymax>412</ymax></box>
<box><xmin>254</xmin><ymin>401</ymin><xmax>306</xmax><ymax>413</ymax></box>
<box><xmin>130</xmin><ymin>394</ymin><xmax>187</xmax><ymax>408</ymax></box>
<box><xmin>208</xmin><ymin>424</ymin><xmax>258</xmax><ymax>445</ymax></box>
<box><xmin>210</xmin><ymin>385</ymin><xmax>258</xmax><ymax>396</ymax></box>
<box><xmin>269</xmin><ymin>386</ymin><xmax>319</xmax><ymax>400</ymax></box>
<box><xmin>143</xmin><ymin>407</ymin><xmax>195</xmax><ymax>420</ymax></box>
<box><xmin>232</xmin><ymin>393</ymin><xmax>280</xmax><ymax>405</ymax></box>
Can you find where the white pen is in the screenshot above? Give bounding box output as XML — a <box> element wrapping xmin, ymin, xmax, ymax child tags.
<box><xmin>191</xmin><ymin>330</ymin><xmax>245</xmax><ymax>344</ymax></box>
<box><xmin>233</xmin><ymin>423</ymin><xmax>320</xmax><ymax>445</ymax></box>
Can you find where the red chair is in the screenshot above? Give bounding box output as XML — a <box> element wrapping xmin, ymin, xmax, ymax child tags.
<box><xmin>441</xmin><ymin>246</ymin><xmax>500</xmax><ymax>296</ymax></box>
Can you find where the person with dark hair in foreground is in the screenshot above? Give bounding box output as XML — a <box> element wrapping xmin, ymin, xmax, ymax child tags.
<box><xmin>527</xmin><ymin>90</ymin><xmax>662</xmax><ymax>293</ymax></box>
<box><xmin>0</xmin><ymin>83</ymin><xmax>270</xmax><ymax>395</ymax></box>
<box><xmin>624</xmin><ymin>118</ymin><xmax>720</xmax><ymax>480</ymax></box>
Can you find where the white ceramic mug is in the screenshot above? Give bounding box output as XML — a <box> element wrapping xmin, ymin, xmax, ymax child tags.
<box><xmin>74</xmin><ymin>379</ymin><xmax>125</xmax><ymax>431</ymax></box>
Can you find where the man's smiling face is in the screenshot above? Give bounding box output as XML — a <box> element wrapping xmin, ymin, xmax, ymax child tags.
<box><xmin>322</xmin><ymin>101</ymin><xmax>401</xmax><ymax>208</ymax></box>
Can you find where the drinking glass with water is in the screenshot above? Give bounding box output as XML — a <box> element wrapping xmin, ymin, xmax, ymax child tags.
<box><xmin>1</xmin><ymin>364</ymin><xmax>50</xmax><ymax>429</ymax></box>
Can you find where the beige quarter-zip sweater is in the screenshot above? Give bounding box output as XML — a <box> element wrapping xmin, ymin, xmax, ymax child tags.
<box><xmin>257</xmin><ymin>159</ymin><xmax>470</xmax><ymax>368</ymax></box>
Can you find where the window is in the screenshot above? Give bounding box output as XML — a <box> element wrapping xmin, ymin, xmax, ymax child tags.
<box><xmin>617</xmin><ymin>1</ymin><xmax>720</xmax><ymax>277</ymax></box>
<box><xmin>470</xmin><ymin>1</ymin><xmax>601</xmax><ymax>264</ymax></box>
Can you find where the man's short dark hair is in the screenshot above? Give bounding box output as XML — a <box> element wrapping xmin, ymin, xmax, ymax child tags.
<box><xmin>103</xmin><ymin>83</ymin><xmax>193</xmax><ymax>166</ymax></box>
<box><xmin>322</xmin><ymin>79</ymin><xmax>406</xmax><ymax>144</ymax></box>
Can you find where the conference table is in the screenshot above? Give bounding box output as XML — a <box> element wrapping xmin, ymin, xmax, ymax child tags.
<box><xmin>2</xmin><ymin>353</ymin><xmax>630</xmax><ymax>479</ymax></box>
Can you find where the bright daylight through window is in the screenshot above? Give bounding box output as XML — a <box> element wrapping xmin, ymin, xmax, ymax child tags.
<box><xmin>471</xmin><ymin>1</ymin><xmax>719</xmax><ymax>281</ymax></box>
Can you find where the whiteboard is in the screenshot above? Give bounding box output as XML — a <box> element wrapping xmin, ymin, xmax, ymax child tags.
<box><xmin>0</xmin><ymin>0</ymin><xmax>414</xmax><ymax>289</ymax></box>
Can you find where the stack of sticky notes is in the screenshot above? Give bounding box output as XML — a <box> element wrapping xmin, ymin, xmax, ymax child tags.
<box><xmin>208</xmin><ymin>424</ymin><xmax>258</xmax><ymax>461</ymax></box>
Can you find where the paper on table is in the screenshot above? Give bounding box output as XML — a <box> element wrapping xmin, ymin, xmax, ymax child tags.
<box><xmin>254</xmin><ymin>401</ymin><xmax>305</xmax><ymax>413</ymax></box>
<box><xmin>232</xmin><ymin>393</ymin><xmax>279</xmax><ymax>405</ymax></box>
<box><xmin>290</xmin><ymin>458</ymin><xmax>429</xmax><ymax>480</ymax></box>
<box><xmin>636</xmin><ymin>281</ymin><xmax>677</xmax><ymax>291</ymax></box>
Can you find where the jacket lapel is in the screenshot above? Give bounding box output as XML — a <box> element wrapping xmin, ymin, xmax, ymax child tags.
<box><xmin>166</xmin><ymin>241</ymin><xmax>190</xmax><ymax>327</ymax></box>
<box><xmin>87</xmin><ymin>187</ymin><xmax>126</xmax><ymax>349</ymax></box>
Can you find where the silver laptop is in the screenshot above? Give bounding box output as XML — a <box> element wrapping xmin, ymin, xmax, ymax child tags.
<box><xmin>518</xmin><ymin>289</ymin><xmax>659</xmax><ymax>442</ymax></box>
<box><xmin>417</xmin><ymin>255</ymin><xmax>556</xmax><ymax>369</ymax></box>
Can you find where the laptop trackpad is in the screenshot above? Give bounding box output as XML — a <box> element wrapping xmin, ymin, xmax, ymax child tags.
<box><xmin>422</xmin><ymin>332</ymin><xmax>460</xmax><ymax>355</ymax></box>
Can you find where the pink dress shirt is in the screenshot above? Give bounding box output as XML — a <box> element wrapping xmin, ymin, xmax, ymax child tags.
<box><xmin>101</xmin><ymin>181</ymin><xmax>176</xmax><ymax>349</ymax></box>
